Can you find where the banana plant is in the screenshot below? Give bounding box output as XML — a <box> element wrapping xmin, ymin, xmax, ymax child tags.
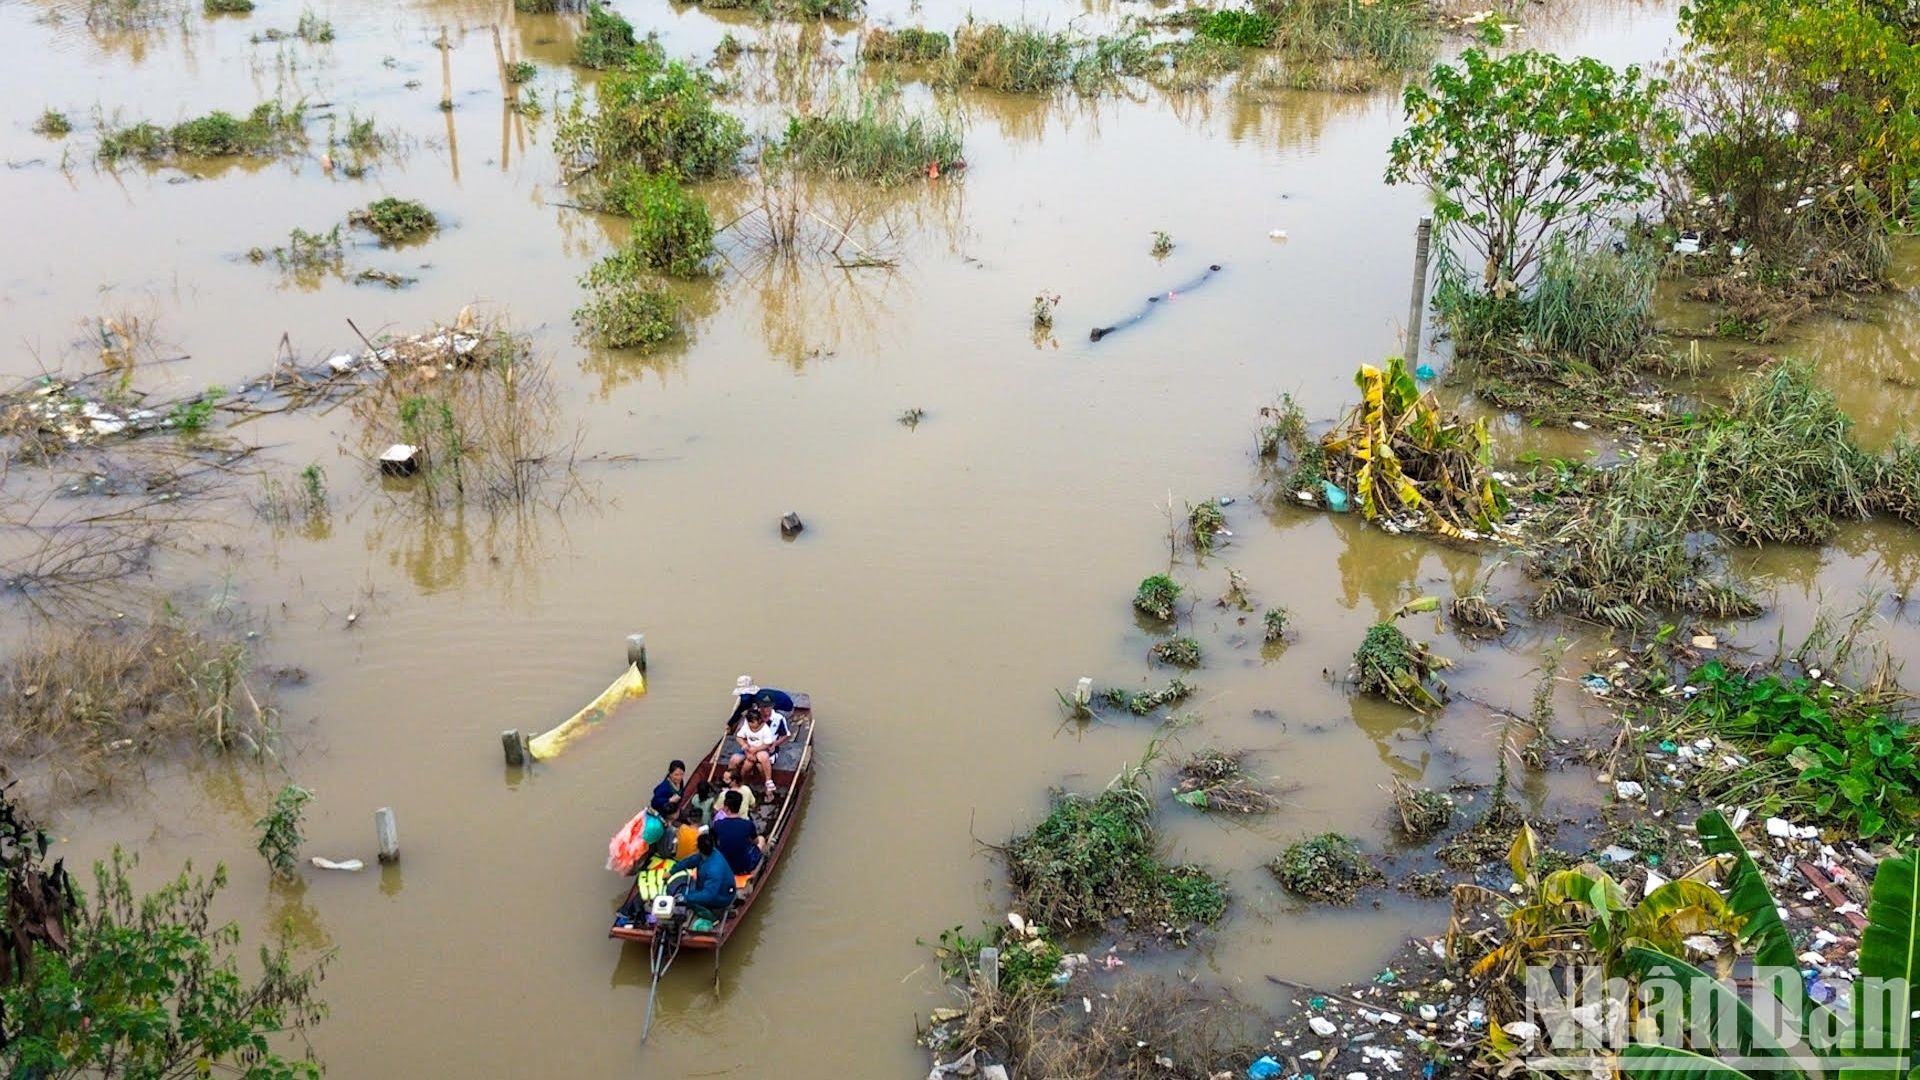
<box><xmin>1452</xmin><ymin>824</ymin><xmax>1741</xmax><ymax>988</ymax></box>
<box><xmin>1618</xmin><ymin>814</ymin><xmax>1919</xmax><ymax>1080</ymax></box>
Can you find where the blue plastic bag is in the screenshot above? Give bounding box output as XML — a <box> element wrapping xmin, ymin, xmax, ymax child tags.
<box><xmin>1248</xmin><ymin>1057</ymin><xmax>1285</xmax><ymax>1080</ymax></box>
<box><xmin>1320</xmin><ymin>480</ymin><xmax>1349</xmax><ymax>512</ymax></box>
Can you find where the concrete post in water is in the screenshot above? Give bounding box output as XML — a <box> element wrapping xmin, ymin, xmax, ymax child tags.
<box><xmin>978</xmin><ymin>947</ymin><xmax>1000</xmax><ymax>995</ymax></box>
<box><xmin>1405</xmin><ymin>215</ymin><xmax>1433</xmax><ymax>362</ymax></box>
<box><xmin>502</xmin><ymin>729</ymin><xmax>528</xmax><ymax>767</ymax></box>
<box><xmin>375</xmin><ymin>807</ymin><xmax>399</xmax><ymax>864</ymax></box>
<box><xmin>438</xmin><ymin>26</ymin><xmax>453</xmax><ymax>112</ymax></box>
<box><xmin>626</xmin><ymin>633</ymin><xmax>647</xmax><ymax>673</ymax></box>
<box><xmin>1073</xmin><ymin>677</ymin><xmax>1093</xmax><ymax>709</ymax></box>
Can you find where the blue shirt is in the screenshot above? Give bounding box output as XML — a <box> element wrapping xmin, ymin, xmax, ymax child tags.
<box><xmin>729</xmin><ymin>687</ymin><xmax>796</xmax><ymax>725</ymax></box>
<box><xmin>710</xmin><ymin>815</ymin><xmax>760</xmax><ymax>873</ymax></box>
<box><xmin>670</xmin><ymin>848</ymin><xmax>736</xmax><ymax>906</ymax></box>
<box><xmin>650</xmin><ymin>777</ymin><xmax>682</xmax><ymax>817</ymax></box>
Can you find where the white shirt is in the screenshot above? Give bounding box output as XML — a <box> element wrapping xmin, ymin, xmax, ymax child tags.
<box><xmin>736</xmin><ymin>720</ymin><xmax>778</xmax><ymax>750</ymax></box>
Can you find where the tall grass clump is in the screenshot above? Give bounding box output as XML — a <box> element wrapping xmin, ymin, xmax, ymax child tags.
<box><xmin>554</xmin><ymin>50</ymin><xmax>747</xmax><ymax>180</ymax></box>
<box><xmin>861</xmin><ymin>27</ymin><xmax>949</xmax><ymax>63</ymax></box>
<box><xmin>1196</xmin><ymin>8</ymin><xmax>1276</xmax><ymax>46</ymax></box>
<box><xmin>1252</xmin><ymin>0</ymin><xmax>1433</xmax><ymax>90</ymax></box>
<box><xmin>1525</xmin><ymin>240</ymin><xmax>1658</xmax><ymax>364</ymax></box>
<box><xmin>781</xmin><ymin>84</ymin><xmax>962</xmax><ymax>185</ymax></box>
<box><xmin>0</xmin><ymin>615</ymin><xmax>274</xmax><ymax>802</ymax></box>
<box><xmin>1069</xmin><ymin>34</ymin><xmax>1156</xmax><ymax>93</ymax></box>
<box><xmin>593</xmin><ymin>169</ymin><xmax>713</xmax><ymax>276</ymax></box>
<box><xmin>940</xmin><ymin>20</ymin><xmax>1073</xmax><ymax>93</ymax></box>
<box><xmin>1528</xmin><ymin>362</ymin><xmax>1879</xmax><ymax>626</ymax></box>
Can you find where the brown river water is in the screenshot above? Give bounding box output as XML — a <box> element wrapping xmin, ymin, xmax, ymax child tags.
<box><xmin>6</xmin><ymin>0</ymin><xmax>1920</xmax><ymax>1074</ymax></box>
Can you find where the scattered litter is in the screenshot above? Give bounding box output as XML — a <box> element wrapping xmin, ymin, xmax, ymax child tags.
<box><xmin>1268</xmin><ymin>229</ymin><xmax>1288</xmax><ymax>241</ymax></box>
<box><xmin>1766</xmin><ymin>817</ymin><xmax>1794</xmax><ymax>839</ymax></box>
<box><xmin>1613</xmin><ymin>780</ymin><xmax>1644</xmax><ymax>801</ymax></box>
<box><xmin>1248</xmin><ymin>1057</ymin><xmax>1285</xmax><ymax>1080</ymax></box>
<box><xmin>1691</xmin><ymin>634</ymin><xmax>1718</xmax><ymax>649</ymax></box>
<box><xmin>1672</xmin><ymin>232</ymin><xmax>1702</xmax><ymax>255</ymax></box>
<box><xmin>309</xmin><ymin>857</ymin><xmax>364</xmax><ymax>871</ymax></box>
<box><xmin>1414</xmin><ymin>364</ymin><xmax>1437</xmax><ymax>382</ymax></box>
<box><xmin>1580</xmin><ymin>674</ymin><xmax>1612</xmax><ymax>694</ymax></box>
<box><xmin>1321</xmin><ymin>480</ymin><xmax>1350</xmax><ymax>512</ymax></box>
<box><xmin>1309</xmin><ymin>1016</ymin><xmax>1339</xmax><ymax>1037</ymax></box>
<box><xmin>1598</xmin><ymin>845</ymin><xmax>1638</xmax><ymax>864</ymax></box>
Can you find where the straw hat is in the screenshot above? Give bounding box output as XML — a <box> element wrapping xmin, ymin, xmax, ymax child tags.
<box><xmin>733</xmin><ymin>675</ymin><xmax>759</xmax><ymax>697</ymax></box>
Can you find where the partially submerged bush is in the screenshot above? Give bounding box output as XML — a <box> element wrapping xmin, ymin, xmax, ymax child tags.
<box><xmin>781</xmin><ymin>85</ymin><xmax>963</xmax><ymax>186</ymax></box>
<box><xmin>1069</xmin><ymin>34</ymin><xmax>1156</xmax><ymax>94</ymax></box>
<box><xmin>1262</xmin><ymin>606</ymin><xmax>1289</xmax><ymax>643</ymax></box>
<box><xmin>593</xmin><ymin>169</ymin><xmax>714</xmax><ymax>276</ymax></box>
<box><xmin>1132</xmin><ymin>574</ymin><xmax>1180</xmax><ymax>621</ymax></box>
<box><xmin>554</xmin><ymin>50</ymin><xmax>747</xmax><ymax>180</ymax></box>
<box><xmin>575</xmin><ymin>254</ymin><xmax>680</xmax><ymax>347</ymax></box>
<box><xmin>941</xmin><ymin>21</ymin><xmax>1073</xmax><ymax>93</ymax></box>
<box><xmin>1448</xmin><ymin>594</ymin><xmax>1508</xmax><ymax>637</ymax></box>
<box><xmin>1186</xmin><ymin>499</ymin><xmax>1225</xmax><ymax>553</ymax></box>
<box><xmin>33</xmin><ymin>110</ymin><xmax>73</xmax><ymax>137</ymax></box>
<box><xmin>348</xmin><ymin>197</ymin><xmax>438</xmax><ymax>244</ymax></box>
<box><xmin>255</xmin><ymin>783</ymin><xmax>311</xmax><ymax>880</ymax></box>
<box><xmin>574</xmin><ymin>4</ymin><xmax>638</xmax><ymax>69</ymax></box>
<box><xmin>1353</xmin><ymin>621</ymin><xmax>1451</xmax><ymax>712</ymax></box>
<box><xmin>1270</xmin><ymin>833</ymin><xmax>1384</xmax><ymax>903</ymax></box>
<box><xmin>203</xmin><ymin>0</ymin><xmax>254</xmax><ymax>12</ymax></box>
<box><xmin>1006</xmin><ymin>769</ymin><xmax>1226</xmax><ymax>932</ymax></box>
<box><xmin>1149</xmin><ymin>636</ymin><xmax>1202</xmax><ymax>667</ymax></box>
<box><xmin>1390</xmin><ymin>778</ymin><xmax>1453</xmax><ymax>840</ymax></box>
<box><xmin>862</xmin><ymin>27</ymin><xmax>949</xmax><ymax>63</ymax></box>
<box><xmin>1101</xmin><ymin>678</ymin><xmax>1193</xmax><ymax>716</ymax></box>
<box><xmin>99</xmin><ymin>102</ymin><xmax>305</xmax><ymax>161</ymax></box>
<box><xmin>1197</xmin><ymin>7</ymin><xmax>1274</xmax><ymax>46</ymax></box>
<box><xmin>1174</xmin><ymin>749</ymin><xmax>1280</xmax><ymax>813</ymax></box>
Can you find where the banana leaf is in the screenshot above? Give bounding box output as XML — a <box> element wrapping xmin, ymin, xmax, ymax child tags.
<box><xmin>1854</xmin><ymin>851</ymin><xmax>1919</xmax><ymax>1080</ymax></box>
<box><xmin>1696</xmin><ymin>810</ymin><xmax>1795</xmax><ymax>970</ymax></box>
<box><xmin>1616</xmin><ymin>946</ymin><xmax>1799</xmax><ymax>1070</ymax></box>
<box><xmin>1622</xmin><ymin>1044</ymin><xmax>1764</xmax><ymax>1080</ymax></box>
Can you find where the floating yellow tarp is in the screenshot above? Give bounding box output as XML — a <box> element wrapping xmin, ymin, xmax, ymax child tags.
<box><xmin>528</xmin><ymin>663</ymin><xmax>647</xmax><ymax>761</ymax></box>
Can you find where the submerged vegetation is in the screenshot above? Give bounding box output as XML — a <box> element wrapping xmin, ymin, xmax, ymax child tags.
<box><xmin>348</xmin><ymin>198</ymin><xmax>437</xmax><ymax>244</ymax></box>
<box><xmin>1004</xmin><ymin>764</ymin><xmax>1225</xmax><ymax>933</ymax></box>
<box><xmin>99</xmin><ymin>101</ymin><xmax>305</xmax><ymax>162</ymax></box>
<box><xmin>576</xmin><ymin>253</ymin><xmax>681</xmax><ymax>347</ymax></box>
<box><xmin>1270</xmin><ymin>833</ymin><xmax>1383</xmax><ymax>903</ymax></box>
<box><xmin>1352</xmin><ymin>620</ymin><xmax>1450</xmax><ymax>712</ymax></box>
<box><xmin>939</xmin><ymin>21</ymin><xmax>1073</xmax><ymax>94</ymax></box>
<box><xmin>554</xmin><ymin>45</ymin><xmax>746</xmax><ymax>181</ymax></box>
<box><xmin>1131</xmin><ymin>574</ymin><xmax>1181</xmax><ymax>621</ymax></box>
<box><xmin>861</xmin><ymin>27</ymin><xmax>949</xmax><ymax>63</ymax></box>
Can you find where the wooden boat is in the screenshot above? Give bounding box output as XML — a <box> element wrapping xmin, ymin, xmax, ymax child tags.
<box><xmin>609</xmin><ymin>692</ymin><xmax>815</xmax><ymax>952</ymax></box>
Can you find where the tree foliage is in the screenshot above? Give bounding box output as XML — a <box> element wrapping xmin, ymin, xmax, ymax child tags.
<box><xmin>1386</xmin><ymin>48</ymin><xmax>1672</xmax><ymax>293</ymax></box>
<box><xmin>1</xmin><ymin>786</ymin><xmax>329</xmax><ymax>1078</ymax></box>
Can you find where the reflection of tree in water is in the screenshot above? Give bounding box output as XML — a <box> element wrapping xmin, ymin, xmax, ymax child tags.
<box><xmin>740</xmin><ymin>252</ymin><xmax>917</xmax><ymax>367</ymax></box>
<box><xmin>1800</xmin><ymin>286</ymin><xmax>1920</xmax><ymax>449</ymax></box>
<box><xmin>265</xmin><ymin>877</ymin><xmax>330</xmax><ymax>953</ymax></box>
<box><xmin>1222</xmin><ymin>83</ymin><xmax>1378</xmax><ymax>157</ymax></box>
<box><xmin>364</xmin><ymin>496</ymin><xmax>571</xmax><ymax>600</ymax></box>
<box><xmin>1331</xmin><ymin>514</ymin><xmax>1472</xmax><ymax>615</ymax></box>
<box><xmin>1347</xmin><ymin>692</ymin><xmax>1430</xmax><ymax>779</ymax></box>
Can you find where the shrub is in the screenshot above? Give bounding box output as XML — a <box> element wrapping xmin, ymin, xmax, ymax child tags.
<box><xmin>781</xmin><ymin>85</ymin><xmax>962</xmax><ymax>185</ymax></box>
<box><xmin>32</xmin><ymin>109</ymin><xmax>72</xmax><ymax>137</ymax></box>
<box><xmin>555</xmin><ymin>52</ymin><xmax>747</xmax><ymax>180</ymax></box>
<box><xmin>203</xmin><ymin>0</ymin><xmax>254</xmax><ymax>12</ymax></box>
<box><xmin>1005</xmin><ymin>769</ymin><xmax>1225</xmax><ymax>932</ymax></box>
<box><xmin>1132</xmin><ymin>574</ymin><xmax>1181</xmax><ymax>620</ymax></box>
<box><xmin>942</xmin><ymin>20</ymin><xmax>1073</xmax><ymax>93</ymax></box>
<box><xmin>1149</xmin><ymin>636</ymin><xmax>1202</xmax><ymax>667</ymax></box>
<box><xmin>574</xmin><ymin>4</ymin><xmax>636</xmax><ymax>69</ymax></box>
<box><xmin>861</xmin><ymin>27</ymin><xmax>949</xmax><ymax>63</ymax></box>
<box><xmin>1262</xmin><ymin>606</ymin><xmax>1288</xmax><ymax>642</ymax></box>
<box><xmin>348</xmin><ymin>197</ymin><xmax>438</xmax><ymax>244</ymax></box>
<box><xmin>508</xmin><ymin>60</ymin><xmax>538</xmax><ymax>83</ymax></box>
<box><xmin>255</xmin><ymin>784</ymin><xmax>311</xmax><ymax>880</ymax></box>
<box><xmin>1390</xmin><ymin>779</ymin><xmax>1453</xmax><ymax>840</ymax></box>
<box><xmin>595</xmin><ymin>170</ymin><xmax>713</xmax><ymax>276</ymax></box>
<box><xmin>1187</xmin><ymin>499</ymin><xmax>1225</xmax><ymax>553</ymax></box>
<box><xmin>1270</xmin><ymin>833</ymin><xmax>1384</xmax><ymax>903</ymax></box>
<box><xmin>1069</xmin><ymin>34</ymin><xmax>1155</xmax><ymax>93</ymax></box>
<box><xmin>576</xmin><ymin>253</ymin><xmax>680</xmax><ymax>347</ymax></box>
<box><xmin>1352</xmin><ymin>621</ymin><xmax>1450</xmax><ymax>711</ymax></box>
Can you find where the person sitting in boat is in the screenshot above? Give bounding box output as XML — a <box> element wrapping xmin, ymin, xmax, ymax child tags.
<box><xmin>729</xmin><ymin>707</ymin><xmax>782</xmax><ymax>797</ymax></box>
<box><xmin>728</xmin><ymin>676</ymin><xmax>795</xmax><ymax>727</ymax></box>
<box><xmin>650</xmin><ymin>759</ymin><xmax>686</xmax><ymax>817</ymax></box>
<box><xmin>667</xmin><ymin>830</ymin><xmax>735</xmax><ymax>915</ymax></box>
<box><xmin>685</xmin><ymin>779</ymin><xmax>718</xmax><ymax>826</ymax></box>
<box><xmin>710</xmin><ymin>790</ymin><xmax>765</xmax><ymax>874</ymax></box>
<box><xmin>712</xmin><ymin>768</ymin><xmax>755</xmax><ymax>822</ymax></box>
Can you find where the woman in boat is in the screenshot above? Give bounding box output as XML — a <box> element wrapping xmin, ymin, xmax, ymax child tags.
<box><xmin>712</xmin><ymin>767</ymin><xmax>754</xmax><ymax>821</ymax></box>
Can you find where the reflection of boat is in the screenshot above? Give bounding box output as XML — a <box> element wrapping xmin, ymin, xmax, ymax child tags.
<box><xmin>610</xmin><ymin>693</ymin><xmax>815</xmax><ymax>953</ymax></box>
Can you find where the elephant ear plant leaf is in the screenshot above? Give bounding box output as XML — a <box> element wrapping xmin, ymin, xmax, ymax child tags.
<box><xmin>1696</xmin><ymin>809</ymin><xmax>1796</xmax><ymax>971</ymax></box>
<box><xmin>1617</xmin><ymin>946</ymin><xmax>1799</xmax><ymax>1073</ymax></box>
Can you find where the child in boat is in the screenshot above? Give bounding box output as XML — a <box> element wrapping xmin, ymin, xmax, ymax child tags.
<box><xmin>685</xmin><ymin>780</ymin><xmax>718</xmax><ymax>826</ymax></box>
<box><xmin>730</xmin><ymin>707</ymin><xmax>782</xmax><ymax>797</ymax></box>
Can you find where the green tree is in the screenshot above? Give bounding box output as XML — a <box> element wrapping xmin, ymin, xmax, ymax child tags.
<box><xmin>2</xmin><ymin>790</ymin><xmax>329</xmax><ymax>1078</ymax></box>
<box><xmin>1386</xmin><ymin>48</ymin><xmax>1672</xmax><ymax>293</ymax></box>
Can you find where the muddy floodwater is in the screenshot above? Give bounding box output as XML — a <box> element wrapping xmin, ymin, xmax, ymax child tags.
<box><xmin>8</xmin><ymin>0</ymin><xmax>1920</xmax><ymax>1074</ymax></box>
